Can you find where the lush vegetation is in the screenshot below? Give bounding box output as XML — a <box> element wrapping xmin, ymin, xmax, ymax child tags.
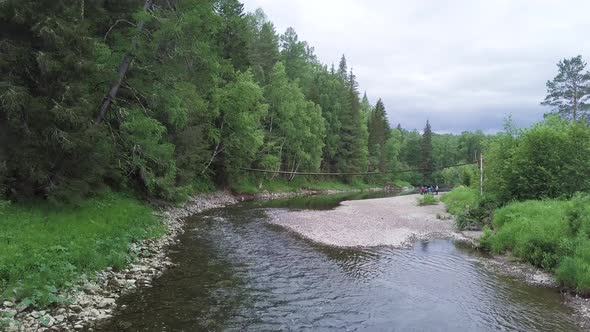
<box><xmin>480</xmin><ymin>195</ymin><xmax>590</xmax><ymax>294</ymax></box>
<box><xmin>417</xmin><ymin>193</ymin><xmax>438</xmax><ymax>206</ymax></box>
<box><xmin>440</xmin><ymin>54</ymin><xmax>590</xmax><ymax>293</ymax></box>
<box><xmin>440</xmin><ymin>186</ymin><xmax>479</xmax><ymax>216</ymax></box>
<box><xmin>0</xmin><ymin>0</ymin><xmax>493</xmax><ymax>204</ymax></box>
<box><xmin>3</xmin><ymin>0</ymin><xmax>590</xmax><ymax>307</ymax></box>
<box><xmin>0</xmin><ymin>0</ymin><xmax>494</xmax><ymax>315</ymax></box>
<box><xmin>0</xmin><ymin>193</ymin><xmax>163</xmax><ymax>307</ymax></box>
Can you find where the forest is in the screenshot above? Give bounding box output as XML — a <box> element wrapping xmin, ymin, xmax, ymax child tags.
<box><xmin>3</xmin><ymin>0</ymin><xmax>590</xmax><ymax>316</ymax></box>
<box><xmin>0</xmin><ymin>0</ymin><xmax>485</xmax><ymax>205</ymax></box>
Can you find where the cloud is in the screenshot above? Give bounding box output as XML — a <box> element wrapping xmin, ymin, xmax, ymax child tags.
<box><xmin>241</xmin><ymin>0</ymin><xmax>590</xmax><ymax>132</ymax></box>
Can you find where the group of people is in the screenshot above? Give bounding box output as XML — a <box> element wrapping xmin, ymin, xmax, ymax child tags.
<box><xmin>419</xmin><ymin>185</ymin><xmax>439</xmax><ymax>195</ymax></box>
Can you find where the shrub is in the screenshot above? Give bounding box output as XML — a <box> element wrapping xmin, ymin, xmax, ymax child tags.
<box><xmin>440</xmin><ymin>186</ymin><xmax>479</xmax><ymax>216</ymax></box>
<box><xmin>418</xmin><ymin>193</ymin><xmax>438</xmax><ymax>206</ymax></box>
<box><xmin>455</xmin><ymin>194</ymin><xmax>498</xmax><ymax>230</ymax></box>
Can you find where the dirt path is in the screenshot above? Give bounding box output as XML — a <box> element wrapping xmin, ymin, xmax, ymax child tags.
<box><xmin>267</xmin><ymin>194</ymin><xmax>468</xmax><ymax>247</ymax></box>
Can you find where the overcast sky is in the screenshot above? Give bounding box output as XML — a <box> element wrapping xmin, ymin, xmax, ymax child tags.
<box><xmin>241</xmin><ymin>0</ymin><xmax>590</xmax><ymax>133</ymax></box>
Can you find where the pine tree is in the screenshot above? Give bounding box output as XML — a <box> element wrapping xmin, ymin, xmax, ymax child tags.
<box><xmin>421</xmin><ymin>120</ymin><xmax>434</xmax><ymax>183</ymax></box>
<box><xmin>541</xmin><ymin>55</ymin><xmax>590</xmax><ymax>121</ymax></box>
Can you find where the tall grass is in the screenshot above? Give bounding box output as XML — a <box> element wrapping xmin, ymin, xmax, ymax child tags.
<box><xmin>0</xmin><ymin>193</ymin><xmax>164</xmax><ymax>307</ymax></box>
<box><xmin>418</xmin><ymin>193</ymin><xmax>438</xmax><ymax>206</ymax></box>
<box><xmin>480</xmin><ymin>195</ymin><xmax>590</xmax><ymax>294</ymax></box>
<box><xmin>440</xmin><ymin>186</ymin><xmax>479</xmax><ymax>216</ymax></box>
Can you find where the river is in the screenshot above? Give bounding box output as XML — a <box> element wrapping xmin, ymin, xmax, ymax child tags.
<box><xmin>98</xmin><ymin>193</ymin><xmax>580</xmax><ymax>331</ymax></box>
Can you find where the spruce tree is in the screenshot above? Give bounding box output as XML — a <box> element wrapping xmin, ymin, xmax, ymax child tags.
<box><xmin>421</xmin><ymin>120</ymin><xmax>434</xmax><ymax>183</ymax></box>
<box><xmin>368</xmin><ymin>99</ymin><xmax>391</xmax><ymax>173</ymax></box>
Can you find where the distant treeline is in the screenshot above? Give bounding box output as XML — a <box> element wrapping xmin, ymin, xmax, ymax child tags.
<box><xmin>0</xmin><ymin>0</ymin><xmax>497</xmax><ymax>203</ymax></box>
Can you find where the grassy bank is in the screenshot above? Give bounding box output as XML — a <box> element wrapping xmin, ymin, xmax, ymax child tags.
<box><xmin>480</xmin><ymin>196</ymin><xmax>590</xmax><ymax>294</ymax></box>
<box><xmin>440</xmin><ymin>186</ymin><xmax>479</xmax><ymax>216</ymax></box>
<box><xmin>230</xmin><ymin>176</ymin><xmax>379</xmax><ymax>194</ymax></box>
<box><xmin>442</xmin><ymin>187</ymin><xmax>590</xmax><ymax>294</ymax></box>
<box><xmin>0</xmin><ymin>193</ymin><xmax>164</xmax><ymax>308</ymax></box>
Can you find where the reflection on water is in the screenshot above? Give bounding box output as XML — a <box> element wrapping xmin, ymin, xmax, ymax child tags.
<box><xmin>98</xmin><ymin>197</ymin><xmax>580</xmax><ymax>332</ymax></box>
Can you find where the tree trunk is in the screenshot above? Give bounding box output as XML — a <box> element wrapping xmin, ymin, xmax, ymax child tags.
<box><xmin>96</xmin><ymin>0</ymin><xmax>152</xmax><ymax>124</ymax></box>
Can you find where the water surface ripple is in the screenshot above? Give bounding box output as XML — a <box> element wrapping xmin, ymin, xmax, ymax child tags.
<box><xmin>98</xmin><ymin>196</ymin><xmax>580</xmax><ymax>332</ymax></box>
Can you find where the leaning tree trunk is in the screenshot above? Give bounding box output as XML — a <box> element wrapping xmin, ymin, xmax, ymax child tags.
<box><xmin>96</xmin><ymin>0</ymin><xmax>152</xmax><ymax>124</ymax></box>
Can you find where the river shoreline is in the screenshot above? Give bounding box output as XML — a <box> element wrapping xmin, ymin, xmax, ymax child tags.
<box><xmin>4</xmin><ymin>189</ymin><xmax>588</xmax><ymax>331</ymax></box>
<box><xmin>0</xmin><ymin>188</ymin><xmax>381</xmax><ymax>332</ymax></box>
<box><xmin>267</xmin><ymin>193</ymin><xmax>590</xmax><ymax>329</ymax></box>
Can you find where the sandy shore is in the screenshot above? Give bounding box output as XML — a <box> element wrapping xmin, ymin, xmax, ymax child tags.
<box><xmin>267</xmin><ymin>194</ymin><xmax>470</xmax><ymax>248</ymax></box>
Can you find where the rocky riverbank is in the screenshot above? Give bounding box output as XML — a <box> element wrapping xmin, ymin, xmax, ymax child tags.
<box><xmin>0</xmin><ymin>188</ymin><xmax>375</xmax><ymax>332</ymax></box>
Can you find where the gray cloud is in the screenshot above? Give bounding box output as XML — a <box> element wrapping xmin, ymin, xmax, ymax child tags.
<box><xmin>241</xmin><ymin>0</ymin><xmax>590</xmax><ymax>133</ymax></box>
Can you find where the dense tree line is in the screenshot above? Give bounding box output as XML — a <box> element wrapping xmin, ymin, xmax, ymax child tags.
<box><xmin>0</xmin><ymin>0</ymin><xmax>387</xmax><ymax>202</ymax></box>
<box><xmin>4</xmin><ymin>1</ymin><xmax>580</xmax><ymax>205</ymax></box>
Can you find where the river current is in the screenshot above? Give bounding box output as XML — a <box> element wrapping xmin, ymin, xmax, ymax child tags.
<box><xmin>98</xmin><ymin>193</ymin><xmax>580</xmax><ymax>331</ymax></box>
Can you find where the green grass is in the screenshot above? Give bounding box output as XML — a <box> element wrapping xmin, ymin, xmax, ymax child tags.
<box><xmin>417</xmin><ymin>193</ymin><xmax>438</xmax><ymax>206</ymax></box>
<box><xmin>230</xmin><ymin>176</ymin><xmax>373</xmax><ymax>194</ymax></box>
<box><xmin>480</xmin><ymin>195</ymin><xmax>590</xmax><ymax>294</ymax></box>
<box><xmin>440</xmin><ymin>186</ymin><xmax>479</xmax><ymax>216</ymax></box>
<box><xmin>392</xmin><ymin>179</ymin><xmax>412</xmax><ymax>188</ymax></box>
<box><xmin>0</xmin><ymin>193</ymin><xmax>164</xmax><ymax>308</ymax></box>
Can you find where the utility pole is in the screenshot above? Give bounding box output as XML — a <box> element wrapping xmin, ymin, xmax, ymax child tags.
<box><xmin>479</xmin><ymin>152</ymin><xmax>484</xmax><ymax>195</ymax></box>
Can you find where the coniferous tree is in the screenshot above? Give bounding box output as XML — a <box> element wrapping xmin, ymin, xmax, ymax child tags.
<box><xmin>335</xmin><ymin>68</ymin><xmax>368</xmax><ymax>178</ymax></box>
<box><xmin>421</xmin><ymin>120</ymin><xmax>434</xmax><ymax>183</ymax></box>
<box><xmin>216</xmin><ymin>0</ymin><xmax>251</xmax><ymax>72</ymax></box>
<box><xmin>368</xmin><ymin>99</ymin><xmax>391</xmax><ymax>173</ymax></box>
<box><xmin>542</xmin><ymin>55</ymin><xmax>590</xmax><ymax>121</ymax></box>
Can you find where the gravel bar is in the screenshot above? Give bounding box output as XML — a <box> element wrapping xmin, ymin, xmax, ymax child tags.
<box><xmin>267</xmin><ymin>194</ymin><xmax>464</xmax><ymax>248</ymax></box>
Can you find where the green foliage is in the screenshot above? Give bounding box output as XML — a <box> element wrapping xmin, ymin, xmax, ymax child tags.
<box><xmin>485</xmin><ymin>117</ymin><xmax>590</xmax><ymax>203</ymax></box>
<box><xmin>480</xmin><ymin>196</ymin><xmax>590</xmax><ymax>293</ymax></box>
<box><xmin>440</xmin><ymin>164</ymin><xmax>478</xmax><ymax>187</ymax></box>
<box><xmin>420</xmin><ymin>121</ymin><xmax>434</xmax><ymax>182</ymax></box>
<box><xmin>481</xmin><ymin>199</ymin><xmax>568</xmax><ymax>268</ymax></box>
<box><xmin>367</xmin><ymin>99</ymin><xmax>392</xmax><ymax>175</ymax></box>
<box><xmin>0</xmin><ymin>193</ymin><xmax>163</xmax><ymax>307</ymax></box>
<box><xmin>418</xmin><ymin>193</ymin><xmax>438</xmax><ymax>206</ymax></box>
<box><xmin>455</xmin><ymin>194</ymin><xmax>498</xmax><ymax>230</ymax></box>
<box><xmin>215</xmin><ymin>71</ymin><xmax>268</xmax><ymax>176</ymax></box>
<box><xmin>441</xmin><ymin>186</ymin><xmax>479</xmax><ymax>216</ymax></box>
<box><xmin>230</xmin><ymin>176</ymin><xmax>372</xmax><ymax>194</ymax></box>
<box><xmin>541</xmin><ymin>55</ymin><xmax>590</xmax><ymax>121</ymax></box>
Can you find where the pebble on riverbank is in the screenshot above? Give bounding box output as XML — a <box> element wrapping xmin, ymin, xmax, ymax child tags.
<box><xmin>267</xmin><ymin>194</ymin><xmax>463</xmax><ymax>248</ymax></box>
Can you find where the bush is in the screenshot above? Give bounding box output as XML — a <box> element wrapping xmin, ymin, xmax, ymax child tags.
<box><xmin>485</xmin><ymin>118</ymin><xmax>590</xmax><ymax>203</ymax></box>
<box><xmin>440</xmin><ymin>186</ymin><xmax>479</xmax><ymax>216</ymax></box>
<box><xmin>455</xmin><ymin>194</ymin><xmax>498</xmax><ymax>230</ymax></box>
<box><xmin>418</xmin><ymin>193</ymin><xmax>438</xmax><ymax>206</ymax></box>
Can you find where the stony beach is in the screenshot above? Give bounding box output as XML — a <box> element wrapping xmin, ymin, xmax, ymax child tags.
<box><xmin>267</xmin><ymin>194</ymin><xmax>471</xmax><ymax>248</ymax></box>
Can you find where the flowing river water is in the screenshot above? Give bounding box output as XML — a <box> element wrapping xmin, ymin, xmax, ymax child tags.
<box><xmin>98</xmin><ymin>193</ymin><xmax>580</xmax><ymax>331</ymax></box>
